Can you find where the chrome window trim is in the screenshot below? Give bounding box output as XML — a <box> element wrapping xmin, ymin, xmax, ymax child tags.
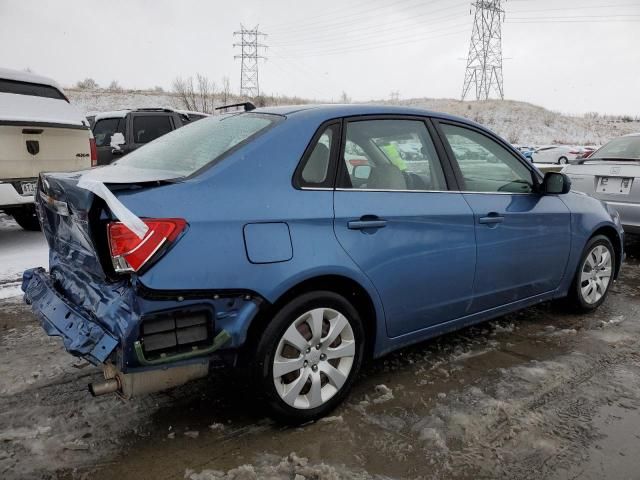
<box><xmin>334</xmin><ymin>188</ymin><xmax>535</xmax><ymax>195</ymax></box>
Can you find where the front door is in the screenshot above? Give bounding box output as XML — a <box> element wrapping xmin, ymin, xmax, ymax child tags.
<box><xmin>436</xmin><ymin>121</ymin><xmax>571</xmax><ymax>312</ymax></box>
<box><xmin>333</xmin><ymin>118</ymin><xmax>477</xmax><ymax>338</ymax></box>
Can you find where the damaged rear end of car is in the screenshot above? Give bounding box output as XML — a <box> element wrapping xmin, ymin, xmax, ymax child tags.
<box><xmin>22</xmin><ymin>113</ymin><xmax>277</xmax><ymax>398</ymax></box>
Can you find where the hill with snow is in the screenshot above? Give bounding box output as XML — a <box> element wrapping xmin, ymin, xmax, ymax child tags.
<box><xmin>67</xmin><ymin>89</ymin><xmax>640</xmax><ymax>146</ymax></box>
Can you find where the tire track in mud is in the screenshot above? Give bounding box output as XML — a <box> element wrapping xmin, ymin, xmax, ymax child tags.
<box><xmin>445</xmin><ymin>346</ymin><xmax>640</xmax><ymax>479</ymax></box>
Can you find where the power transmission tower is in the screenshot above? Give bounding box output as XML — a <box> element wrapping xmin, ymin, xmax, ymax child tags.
<box><xmin>233</xmin><ymin>25</ymin><xmax>267</xmax><ymax>98</ymax></box>
<box><xmin>461</xmin><ymin>1</ymin><xmax>505</xmax><ymax>101</ymax></box>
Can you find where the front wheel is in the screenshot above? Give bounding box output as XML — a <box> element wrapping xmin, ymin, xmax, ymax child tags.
<box><xmin>254</xmin><ymin>291</ymin><xmax>365</xmax><ymax>424</ymax></box>
<box><xmin>565</xmin><ymin>235</ymin><xmax>615</xmax><ymax>312</ymax></box>
<box><xmin>558</xmin><ymin>156</ymin><xmax>568</xmax><ymax>165</ymax></box>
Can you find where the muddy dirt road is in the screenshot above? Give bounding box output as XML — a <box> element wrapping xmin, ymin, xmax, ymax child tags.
<box><xmin>1</xmin><ymin>243</ymin><xmax>640</xmax><ymax>479</ymax></box>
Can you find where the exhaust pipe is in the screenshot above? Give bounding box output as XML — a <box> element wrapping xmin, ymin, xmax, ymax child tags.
<box><xmin>88</xmin><ymin>362</ymin><xmax>209</xmax><ymax>399</ymax></box>
<box><xmin>88</xmin><ymin>378</ymin><xmax>120</xmax><ymax>397</ymax></box>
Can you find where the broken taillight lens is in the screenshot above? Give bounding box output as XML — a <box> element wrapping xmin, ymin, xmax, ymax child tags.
<box><xmin>107</xmin><ymin>218</ymin><xmax>186</xmax><ymax>273</ymax></box>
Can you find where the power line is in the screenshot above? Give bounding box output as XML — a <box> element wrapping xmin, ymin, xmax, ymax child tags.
<box><xmin>270</xmin><ymin>2</ymin><xmax>468</xmax><ymax>49</ymax></box>
<box><xmin>462</xmin><ymin>0</ymin><xmax>505</xmax><ymax>101</ymax></box>
<box><xmin>233</xmin><ymin>25</ymin><xmax>267</xmax><ymax>97</ymax></box>
<box><xmin>272</xmin><ymin>23</ymin><xmax>469</xmax><ymax>58</ymax></box>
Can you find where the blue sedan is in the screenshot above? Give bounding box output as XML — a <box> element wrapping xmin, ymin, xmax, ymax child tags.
<box><xmin>23</xmin><ymin>104</ymin><xmax>624</xmax><ymax>423</ymax></box>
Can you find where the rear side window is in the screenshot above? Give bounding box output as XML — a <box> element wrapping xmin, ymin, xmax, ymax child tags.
<box><xmin>296</xmin><ymin>125</ymin><xmax>338</xmax><ymax>187</ymax></box>
<box><xmin>133</xmin><ymin>115</ymin><xmax>173</xmax><ymax>144</ymax></box>
<box><xmin>115</xmin><ymin>113</ymin><xmax>278</xmax><ymax>177</ymax></box>
<box><xmin>338</xmin><ymin>119</ymin><xmax>447</xmax><ymax>191</ymax></box>
<box><xmin>0</xmin><ymin>79</ymin><xmax>66</xmax><ymax>101</ymax></box>
<box><xmin>93</xmin><ymin>118</ymin><xmax>120</xmax><ymax>147</ymax></box>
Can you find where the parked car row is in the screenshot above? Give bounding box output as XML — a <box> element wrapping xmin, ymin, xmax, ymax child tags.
<box><xmin>513</xmin><ymin>144</ymin><xmax>598</xmax><ymax>165</ymax></box>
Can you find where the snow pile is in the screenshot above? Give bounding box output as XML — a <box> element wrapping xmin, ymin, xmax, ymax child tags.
<box><xmin>0</xmin><ymin>214</ymin><xmax>48</xmax><ymax>299</ymax></box>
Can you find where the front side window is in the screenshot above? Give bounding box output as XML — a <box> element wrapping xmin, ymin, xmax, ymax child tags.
<box><xmin>115</xmin><ymin>113</ymin><xmax>278</xmax><ymax>177</ymax></box>
<box><xmin>441</xmin><ymin>124</ymin><xmax>534</xmax><ymax>193</ymax></box>
<box><xmin>338</xmin><ymin>119</ymin><xmax>446</xmax><ymax>191</ymax></box>
<box><xmin>133</xmin><ymin>115</ymin><xmax>173</xmax><ymax>144</ymax></box>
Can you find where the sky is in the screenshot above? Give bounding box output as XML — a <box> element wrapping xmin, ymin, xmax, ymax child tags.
<box><xmin>1</xmin><ymin>0</ymin><xmax>639</xmax><ymax>116</ymax></box>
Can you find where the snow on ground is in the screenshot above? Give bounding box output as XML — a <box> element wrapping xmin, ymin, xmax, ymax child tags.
<box><xmin>0</xmin><ymin>214</ymin><xmax>48</xmax><ymax>299</ymax></box>
<box><xmin>67</xmin><ymin>88</ymin><xmax>640</xmax><ymax>146</ymax></box>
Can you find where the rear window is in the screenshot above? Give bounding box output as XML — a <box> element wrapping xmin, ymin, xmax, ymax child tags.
<box><xmin>592</xmin><ymin>136</ymin><xmax>640</xmax><ymax>160</ymax></box>
<box><xmin>0</xmin><ymin>79</ymin><xmax>67</xmax><ymax>101</ymax></box>
<box><xmin>114</xmin><ymin>113</ymin><xmax>279</xmax><ymax>177</ymax></box>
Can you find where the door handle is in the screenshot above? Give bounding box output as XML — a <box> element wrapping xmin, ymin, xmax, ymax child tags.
<box><xmin>478</xmin><ymin>213</ymin><xmax>504</xmax><ymax>225</ymax></box>
<box><xmin>348</xmin><ymin>216</ymin><xmax>387</xmax><ymax>230</ymax></box>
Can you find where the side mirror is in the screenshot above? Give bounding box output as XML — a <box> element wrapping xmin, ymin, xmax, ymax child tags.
<box><xmin>542</xmin><ymin>172</ymin><xmax>571</xmax><ymax>194</ymax></box>
<box><xmin>110</xmin><ymin>132</ymin><xmax>126</xmax><ymax>155</ymax></box>
<box><xmin>353</xmin><ymin>165</ymin><xmax>371</xmax><ymax>180</ymax></box>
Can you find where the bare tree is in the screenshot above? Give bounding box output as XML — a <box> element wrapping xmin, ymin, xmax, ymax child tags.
<box><xmin>76</xmin><ymin>78</ymin><xmax>99</xmax><ymax>90</ymax></box>
<box><xmin>221</xmin><ymin>76</ymin><xmax>231</xmax><ymax>104</ymax></box>
<box><xmin>172</xmin><ymin>74</ymin><xmax>216</xmax><ymax>113</ymax></box>
<box><xmin>108</xmin><ymin>80</ymin><xmax>122</xmax><ymax>92</ymax></box>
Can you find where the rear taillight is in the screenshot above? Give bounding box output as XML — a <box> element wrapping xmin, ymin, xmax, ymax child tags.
<box><xmin>89</xmin><ymin>138</ymin><xmax>98</xmax><ymax>167</ymax></box>
<box><xmin>107</xmin><ymin>218</ymin><xmax>186</xmax><ymax>273</ymax></box>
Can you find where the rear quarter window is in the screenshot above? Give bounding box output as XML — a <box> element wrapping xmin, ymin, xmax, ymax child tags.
<box><xmin>115</xmin><ymin>113</ymin><xmax>280</xmax><ymax>177</ymax></box>
<box><xmin>0</xmin><ymin>79</ymin><xmax>67</xmax><ymax>101</ymax></box>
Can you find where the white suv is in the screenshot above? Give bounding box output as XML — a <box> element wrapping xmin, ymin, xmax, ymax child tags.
<box><xmin>0</xmin><ymin>68</ymin><xmax>95</xmax><ymax>230</ymax></box>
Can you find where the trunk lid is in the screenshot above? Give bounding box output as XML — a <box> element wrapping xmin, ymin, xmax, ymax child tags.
<box><xmin>37</xmin><ymin>171</ymin><xmax>108</xmax><ymax>279</ymax></box>
<box><xmin>563</xmin><ymin>161</ymin><xmax>640</xmax><ymax>202</ymax></box>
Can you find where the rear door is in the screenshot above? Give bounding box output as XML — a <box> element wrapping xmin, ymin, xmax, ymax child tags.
<box><xmin>435</xmin><ymin>120</ymin><xmax>571</xmax><ymax>312</ymax></box>
<box><xmin>332</xmin><ymin>117</ymin><xmax>477</xmax><ymax>338</ymax></box>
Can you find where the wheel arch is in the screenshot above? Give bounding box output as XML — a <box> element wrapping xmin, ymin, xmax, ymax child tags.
<box><xmin>243</xmin><ymin>274</ymin><xmax>380</xmax><ymax>363</ymax></box>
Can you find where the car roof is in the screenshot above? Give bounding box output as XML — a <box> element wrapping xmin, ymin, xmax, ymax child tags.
<box><xmin>252</xmin><ymin>103</ymin><xmax>485</xmax><ymax>128</ymax></box>
<box><xmin>0</xmin><ymin>67</ymin><xmax>65</xmax><ymax>92</ymax></box>
<box><xmin>93</xmin><ymin>107</ymin><xmax>209</xmax><ymax>122</ymax></box>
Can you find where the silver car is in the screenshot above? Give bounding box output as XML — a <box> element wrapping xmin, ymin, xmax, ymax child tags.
<box><xmin>563</xmin><ymin>133</ymin><xmax>640</xmax><ymax>234</ymax></box>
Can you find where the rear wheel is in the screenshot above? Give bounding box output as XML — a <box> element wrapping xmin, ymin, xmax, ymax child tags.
<box><xmin>254</xmin><ymin>291</ymin><xmax>365</xmax><ymax>424</ymax></box>
<box><xmin>565</xmin><ymin>235</ymin><xmax>615</xmax><ymax>312</ymax></box>
<box><xmin>11</xmin><ymin>206</ymin><xmax>41</xmax><ymax>231</ymax></box>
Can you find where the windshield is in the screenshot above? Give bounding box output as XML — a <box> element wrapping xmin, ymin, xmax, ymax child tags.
<box><xmin>114</xmin><ymin>113</ymin><xmax>278</xmax><ymax>176</ymax></box>
<box><xmin>591</xmin><ymin>136</ymin><xmax>640</xmax><ymax>160</ymax></box>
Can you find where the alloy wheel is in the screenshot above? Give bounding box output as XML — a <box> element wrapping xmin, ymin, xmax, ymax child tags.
<box><xmin>580</xmin><ymin>244</ymin><xmax>613</xmax><ymax>304</ymax></box>
<box><xmin>272</xmin><ymin>307</ymin><xmax>355</xmax><ymax>410</ymax></box>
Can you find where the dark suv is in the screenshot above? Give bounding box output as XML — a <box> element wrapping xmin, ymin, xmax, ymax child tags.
<box><xmin>91</xmin><ymin>108</ymin><xmax>207</xmax><ymax>165</ymax></box>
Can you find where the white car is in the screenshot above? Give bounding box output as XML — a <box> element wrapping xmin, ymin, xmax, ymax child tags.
<box><xmin>0</xmin><ymin>68</ymin><xmax>94</xmax><ymax>230</ymax></box>
<box><xmin>532</xmin><ymin>145</ymin><xmax>581</xmax><ymax>165</ymax></box>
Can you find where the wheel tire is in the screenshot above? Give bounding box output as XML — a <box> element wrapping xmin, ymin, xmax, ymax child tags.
<box><xmin>11</xmin><ymin>206</ymin><xmax>41</xmax><ymax>231</ymax></box>
<box><xmin>558</xmin><ymin>157</ymin><xmax>568</xmax><ymax>165</ymax></box>
<box><xmin>254</xmin><ymin>291</ymin><xmax>365</xmax><ymax>424</ymax></box>
<box><xmin>564</xmin><ymin>235</ymin><xmax>615</xmax><ymax>312</ymax></box>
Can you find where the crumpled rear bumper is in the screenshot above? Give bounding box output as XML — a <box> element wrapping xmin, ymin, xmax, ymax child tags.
<box><xmin>22</xmin><ymin>267</ymin><xmax>118</xmax><ymax>365</ymax></box>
